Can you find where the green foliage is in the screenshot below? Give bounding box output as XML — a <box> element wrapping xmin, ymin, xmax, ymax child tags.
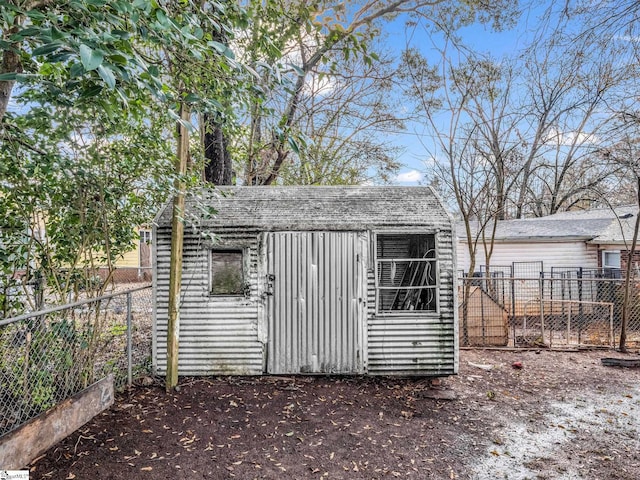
<box><xmin>1</xmin><ymin>0</ymin><xmax>248</xmax><ymax>108</ymax></box>
<box><xmin>1</xmin><ymin>319</ymin><xmax>82</xmax><ymax>414</ymax></box>
<box><xmin>0</xmin><ymin>0</ymin><xmax>253</xmax><ymax>308</ymax></box>
<box><xmin>0</xmin><ymin>298</ymin><xmax>146</xmax><ymax>434</ymax></box>
<box><xmin>0</xmin><ymin>96</ymin><xmax>175</xmax><ymax>304</ymax></box>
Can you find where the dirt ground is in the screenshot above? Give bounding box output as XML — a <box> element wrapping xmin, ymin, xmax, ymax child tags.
<box><xmin>28</xmin><ymin>349</ymin><xmax>640</xmax><ymax>480</ymax></box>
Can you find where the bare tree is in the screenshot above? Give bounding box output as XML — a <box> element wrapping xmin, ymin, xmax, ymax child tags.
<box><xmin>577</xmin><ymin>0</ymin><xmax>640</xmax><ymax>353</ymax></box>
<box><xmin>403</xmin><ymin>2</ymin><xmax>632</xmax><ymax>221</ymax></box>
<box><xmin>513</xmin><ymin>23</ymin><xmax>627</xmax><ymax>217</ymax></box>
<box><xmin>234</xmin><ymin>0</ymin><xmax>519</xmax><ymax>186</ymax></box>
<box><xmin>450</xmin><ymin>57</ymin><xmax>523</xmax><ymax>221</ymax></box>
<box><xmin>399</xmin><ymin>43</ymin><xmax>514</xmax><ymax>342</ymax></box>
<box><xmin>275</xmin><ymin>44</ymin><xmax>405</xmax><ymax>185</ymax></box>
<box><xmin>599</xmin><ymin>133</ymin><xmax>640</xmax><ymax>352</ymax></box>
<box><xmin>401</xmin><ymin>42</ymin><xmax>520</xmax><ymax>269</ymax></box>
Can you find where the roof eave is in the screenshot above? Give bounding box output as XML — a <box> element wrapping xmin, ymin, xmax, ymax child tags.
<box><xmin>458</xmin><ymin>235</ymin><xmax>595</xmax><ymax>243</ymax></box>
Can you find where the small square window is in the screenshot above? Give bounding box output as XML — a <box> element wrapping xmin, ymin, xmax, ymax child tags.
<box><xmin>139</xmin><ymin>230</ymin><xmax>152</xmax><ymax>244</ymax></box>
<box><xmin>602</xmin><ymin>250</ymin><xmax>621</xmax><ymax>269</ymax></box>
<box><xmin>211</xmin><ymin>250</ymin><xmax>244</xmax><ymax>295</ymax></box>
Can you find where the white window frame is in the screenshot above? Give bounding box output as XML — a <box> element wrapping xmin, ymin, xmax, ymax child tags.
<box><xmin>374</xmin><ymin>232</ymin><xmax>439</xmax><ymax>315</ymax></box>
<box><xmin>139</xmin><ymin>229</ymin><xmax>152</xmax><ymax>244</ymax></box>
<box><xmin>602</xmin><ymin>250</ymin><xmax>621</xmax><ymax>269</ymax></box>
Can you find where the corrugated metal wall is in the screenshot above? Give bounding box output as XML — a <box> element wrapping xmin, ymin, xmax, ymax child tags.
<box><xmin>266</xmin><ymin>231</ymin><xmax>367</xmax><ymax>374</ymax></box>
<box><xmin>154</xmin><ymin>226</ymin><xmax>457</xmax><ymax>377</ymax></box>
<box><xmin>367</xmin><ymin>229</ymin><xmax>457</xmax><ymax>376</ymax></box>
<box><xmin>153</xmin><ymin>229</ymin><xmax>264</xmax><ymax>375</ymax></box>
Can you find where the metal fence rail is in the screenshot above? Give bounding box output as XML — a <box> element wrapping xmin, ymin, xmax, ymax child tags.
<box><xmin>459</xmin><ymin>276</ymin><xmax>640</xmax><ymax>348</ymax></box>
<box><xmin>0</xmin><ymin>286</ymin><xmax>152</xmax><ymax>437</ymax></box>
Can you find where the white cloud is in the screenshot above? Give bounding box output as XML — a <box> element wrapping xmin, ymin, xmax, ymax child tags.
<box><xmin>304</xmin><ymin>71</ymin><xmax>337</xmax><ymax>96</ymax></box>
<box><xmin>615</xmin><ymin>34</ymin><xmax>640</xmax><ymax>44</ymax></box>
<box><xmin>545</xmin><ymin>127</ymin><xmax>599</xmax><ymax>147</ymax></box>
<box><xmin>422</xmin><ymin>156</ymin><xmax>438</xmax><ymax>168</ymax></box>
<box><xmin>396</xmin><ymin>170</ymin><xmax>423</xmax><ymax>184</ymax></box>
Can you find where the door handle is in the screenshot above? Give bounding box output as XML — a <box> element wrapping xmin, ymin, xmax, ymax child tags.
<box><xmin>264</xmin><ymin>274</ymin><xmax>275</xmax><ymax>296</ymax></box>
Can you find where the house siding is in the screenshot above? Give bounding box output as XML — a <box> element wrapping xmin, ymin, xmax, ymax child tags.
<box><xmin>117</xmin><ymin>248</ymin><xmax>140</xmax><ymax>268</ymax></box>
<box><xmin>114</xmin><ymin>227</ymin><xmax>151</xmax><ymax>269</ymax></box>
<box><xmin>458</xmin><ymin>241</ymin><xmax>598</xmax><ymax>275</ymax></box>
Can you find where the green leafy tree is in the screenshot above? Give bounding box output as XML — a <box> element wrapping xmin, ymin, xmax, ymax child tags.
<box><xmin>1</xmin><ymin>97</ymin><xmax>175</xmax><ymax>305</ymax></box>
<box><xmin>0</xmin><ymin>1</ymin><xmax>255</xmax><ymax>393</ymax></box>
<box><xmin>0</xmin><ymin>0</ymin><xmax>247</xmax><ymax>297</ymax></box>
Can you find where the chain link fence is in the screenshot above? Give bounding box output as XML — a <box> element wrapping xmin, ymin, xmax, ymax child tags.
<box><xmin>0</xmin><ymin>285</ymin><xmax>152</xmax><ymax>437</ymax></box>
<box><xmin>459</xmin><ymin>274</ymin><xmax>640</xmax><ymax>348</ymax></box>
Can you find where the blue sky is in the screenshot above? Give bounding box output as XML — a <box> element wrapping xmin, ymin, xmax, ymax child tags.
<box><xmin>5</xmin><ymin>1</ymin><xmax>560</xmax><ymax>189</ymax></box>
<box><xmin>382</xmin><ymin>2</ymin><xmax>551</xmax><ymax>185</ymax></box>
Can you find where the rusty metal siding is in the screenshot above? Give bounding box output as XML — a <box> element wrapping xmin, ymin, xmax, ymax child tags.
<box><xmin>153</xmin><ymin>228</ymin><xmax>264</xmax><ymax>375</ymax></box>
<box><xmin>266</xmin><ymin>231</ymin><xmax>367</xmax><ymax>374</ymax></box>
<box><xmin>367</xmin><ymin>228</ymin><xmax>457</xmax><ymax>376</ymax></box>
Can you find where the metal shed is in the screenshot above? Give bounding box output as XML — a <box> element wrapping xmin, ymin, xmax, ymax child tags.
<box><xmin>153</xmin><ymin>186</ymin><xmax>458</xmax><ymax>377</ymax></box>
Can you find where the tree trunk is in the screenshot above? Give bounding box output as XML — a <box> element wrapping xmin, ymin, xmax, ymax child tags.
<box><xmin>203</xmin><ymin>113</ymin><xmax>233</xmax><ymax>185</ymax></box>
<box><xmin>202</xmin><ymin>21</ymin><xmax>233</xmax><ymax>186</ymax></box>
<box><xmin>0</xmin><ymin>48</ymin><xmax>21</xmax><ymax>121</ymax></box>
<box><xmin>619</xmin><ymin>176</ymin><xmax>640</xmax><ymax>352</ymax></box>
<box><xmin>166</xmin><ymin>103</ymin><xmax>190</xmax><ymax>392</ymax></box>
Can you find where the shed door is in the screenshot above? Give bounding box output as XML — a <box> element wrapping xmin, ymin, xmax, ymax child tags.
<box><xmin>266</xmin><ymin>231</ymin><xmax>366</xmax><ymax>374</ymax></box>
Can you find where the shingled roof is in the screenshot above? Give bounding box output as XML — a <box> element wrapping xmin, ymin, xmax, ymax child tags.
<box><xmin>458</xmin><ymin>205</ymin><xmax>638</xmax><ymax>244</ymax></box>
<box><xmin>155</xmin><ymin>186</ymin><xmax>451</xmax><ymax>231</ymax></box>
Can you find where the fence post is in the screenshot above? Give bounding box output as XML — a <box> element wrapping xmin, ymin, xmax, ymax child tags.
<box><xmin>33</xmin><ymin>270</ymin><xmax>45</xmax><ymax>332</ymax></box>
<box><xmin>539</xmin><ymin>273</ymin><xmax>545</xmax><ymax>344</ymax></box>
<box><xmin>34</xmin><ymin>270</ymin><xmax>44</xmax><ymax>311</ymax></box>
<box><xmin>511</xmin><ymin>275</ymin><xmax>516</xmax><ymax>347</ymax></box>
<box><xmin>578</xmin><ymin>267</ymin><xmax>583</xmax><ymax>319</ymax></box>
<box><xmin>461</xmin><ymin>275</ymin><xmax>469</xmax><ymax>347</ymax></box>
<box><xmin>127</xmin><ymin>291</ymin><xmax>132</xmax><ymax>387</ymax></box>
<box><xmin>609</xmin><ymin>303</ymin><xmax>614</xmax><ymax>347</ymax></box>
<box><xmin>567</xmin><ymin>305</ymin><xmax>571</xmax><ymax>347</ymax></box>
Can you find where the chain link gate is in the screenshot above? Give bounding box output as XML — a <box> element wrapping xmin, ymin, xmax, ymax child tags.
<box><xmin>459</xmin><ymin>275</ymin><xmax>640</xmax><ymax>348</ymax></box>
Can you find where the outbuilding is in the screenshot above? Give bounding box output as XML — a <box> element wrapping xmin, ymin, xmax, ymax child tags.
<box><xmin>153</xmin><ymin>186</ymin><xmax>458</xmax><ymax>377</ymax></box>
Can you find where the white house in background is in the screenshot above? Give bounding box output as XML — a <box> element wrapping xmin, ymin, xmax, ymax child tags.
<box><xmin>457</xmin><ymin>205</ymin><xmax>639</xmax><ymax>276</ymax></box>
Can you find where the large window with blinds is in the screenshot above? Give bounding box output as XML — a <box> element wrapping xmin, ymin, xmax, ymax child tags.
<box><xmin>375</xmin><ymin>233</ymin><xmax>438</xmax><ymax>313</ymax></box>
